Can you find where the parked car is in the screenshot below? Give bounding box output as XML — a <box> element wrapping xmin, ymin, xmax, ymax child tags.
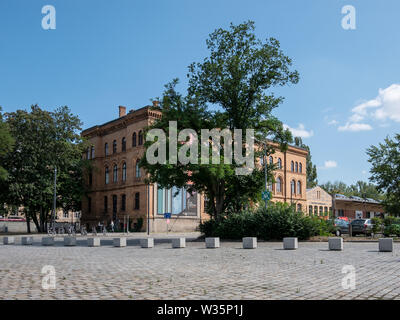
<box><xmin>350</xmin><ymin>219</ymin><xmax>373</xmax><ymax>236</ymax></box>
<box><xmin>332</xmin><ymin>218</ymin><xmax>350</xmax><ymax>236</ymax></box>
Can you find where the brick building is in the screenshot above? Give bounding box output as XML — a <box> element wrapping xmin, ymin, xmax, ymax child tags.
<box><xmin>266</xmin><ymin>141</ymin><xmax>308</xmax><ymax>213</ymax></box>
<box><xmin>333</xmin><ymin>194</ymin><xmax>385</xmax><ymax>219</ymax></box>
<box><xmin>306</xmin><ymin>186</ymin><xmax>332</xmax><ymax>218</ymax></box>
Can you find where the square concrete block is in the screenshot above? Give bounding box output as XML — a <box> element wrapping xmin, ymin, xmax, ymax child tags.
<box><xmin>242</xmin><ymin>237</ymin><xmax>257</xmax><ymax>249</ymax></box>
<box><xmin>21</xmin><ymin>237</ymin><xmax>33</xmax><ymax>245</ymax></box>
<box><xmin>64</xmin><ymin>237</ymin><xmax>76</xmax><ymax>246</ymax></box>
<box><xmin>379</xmin><ymin>238</ymin><xmax>393</xmax><ymax>252</ymax></box>
<box><xmin>42</xmin><ymin>237</ymin><xmax>55</xmax><ymax>246</ymax></box>
<box><xmin>113</xmin><ymin>237</ymin><xmax>126</xmax><ymax>247</ymax></box>
<box><xmin>87</xmin><ymin>238</ymin><xmax>100</xmax><ymax>247</ymax></box>
<box><xmin>172</xmin><ymin>238</ymin><xmax>185</xmax><ymax>248</ymax></box>
<box><xmin>205</xmin><ymin>237</ymin><xmax>220</xmax><ymax>248</ymax></box>
<box><xmin>283</xmin><ymin>237</ymin><xmax>298</xmax><ymax>250</ymax></box>
<box><xmin>140</xmin><ymin>238</ymin><xmax>154</xmax><ymax>248</ymax></box>
<box><xmin>328</xmin><ymin>237</ymin><xmax>343</xmax><ymax>251</ymax></box>
<box><xmin>3</xmin><ymin>236</ymin><xmax>15</xmax><ymax>245</ymax></box>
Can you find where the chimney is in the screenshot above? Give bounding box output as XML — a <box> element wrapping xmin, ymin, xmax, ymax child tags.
<box><xmin>119</xmin><ymin>106</ymin><xmax>126</xmax><ymax>117</ymax></box>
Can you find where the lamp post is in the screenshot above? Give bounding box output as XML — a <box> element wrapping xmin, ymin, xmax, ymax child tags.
<box><xmin>52</xmin><ymin>167</ymin><xmax>57</xmax><ymax>233</ymax></box>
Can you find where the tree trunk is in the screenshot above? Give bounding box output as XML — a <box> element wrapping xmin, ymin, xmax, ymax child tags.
<box><xmin>26</xmin><ymin>215</ymin><xmax>31</xmax><ymax>233</ymax></box>
<box><xmin>31</xmin><ymin>212</ymin><xmax>41</xmax><ymax>233</ymax></box>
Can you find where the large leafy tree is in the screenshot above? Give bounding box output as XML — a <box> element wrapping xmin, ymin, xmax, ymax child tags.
<box><xmin>367</xmin><ymin>134</ymin><xmax>400</xmax><ymax>215</ymax></box>
<box><xmin>0</xmin><ymin>105</ymin><xmax>89</xmax><ymax>232</ymax></box>
<box><xmin>0</xmin><ymin>107</ymin><xmax>14</xmax><ymax>180</ymax></box>
<box><xmin>140</xmin><ymin>21</ymin><xmax>299</xmax><ymax>220</ymax></box>
<box><xmin>294</xmin><ymin>137</ymin><xmax>317</xmax><ymax>188</ymax></box>
<box><xmin>320</xmin><ymin>180</ymin><xmax>383</xmax><ymax>200</ymax></box>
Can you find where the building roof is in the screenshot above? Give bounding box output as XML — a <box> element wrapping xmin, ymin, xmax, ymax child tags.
<box><xmin>333</xmin><ymin>193</ymin><xmax>381</xmax><ymax>204</ymax></box>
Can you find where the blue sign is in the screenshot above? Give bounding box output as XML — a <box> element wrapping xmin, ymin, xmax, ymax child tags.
<box><xmin>164</xmin><ymin>212</ymin><xmax>171</xmax><ymax>219</ymax></box>
<box><xmin>262</xmin><ymin>191</ymin><xmax>271</xmax><ymax>201</ymax></box>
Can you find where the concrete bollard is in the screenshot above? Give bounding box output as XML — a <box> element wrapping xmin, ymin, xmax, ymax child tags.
<box><xmin>87</xmin><ymin>238</ymin><xmax>100</xmax><ymax>247</ymax></box>
<box><xmin>172</xmin><ymin>238</ymin><xmax>185</xmax><ymax>248</ymax></box>
<box><xmin>3</xmin><ymin>236</ymin><xmax>15</xmax><ymax>245</ymax></box>
<box><xmin>21</xmin><ymin>237</ymin><xmax>33</xmax><ymax>245</ymax></box>
<box><xmin>283</xmin><ymin>237</ymin><xmax>298</xmax><ymax>250</ymax></box>
<box><xmin>242</xmin><ymin>237</ymin><xmax>257</xmax><ymax>249</ymax></box>
<box><xmin>205</xmin><ymin>237</ymin><xmax>220</xmax><ymax>248</ymax></box>
<box><xmin>140</xmin><ymin>238</ymin><xmax>154</xmax><ymax>248</ymax></box>
<box><xmin>42</xmin><ymin>237</ymin><xmax>55</xmax><ymax>246</ymax></box>
<box><xmin>113</xmin><ymin>237</ymin><xmax>126</xmax><ymax>247</ymax></box>
<box><xmin>328</xmin><ymin>237</ymin><xmax>343</xmax><ymax>251</ymax></box>
<box><xmin>379</xmin><ymin>238</ymin><xmax>393</xmax><ymax>252</ymax></box>
<box><xmin>64</xmin><ymin>237</ymin><xmax>76</xmax><ymax>246</ymax></box>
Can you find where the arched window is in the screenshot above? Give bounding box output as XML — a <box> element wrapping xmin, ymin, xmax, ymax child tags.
<box><xmin>297</xmin><ymin>181</ymin><xmax>301</xmax><ymax>194</ymax></box>
<box><xmin>319</xmin><ymin>206</ymin><xmax>323</xmax><ymax>216</ymax></box>
<box><xmin>314</xmin><ymin>206</ymin><xmax>318</xmax><ymax>215</ymax></box>
<box><xmin>299</xmin><ymin>162</ymin><xmax>302</xmax><ymax>173</ymax></box>
<box><xmin>122</xmin><ymin>137</ymin><xmax>126</xmax><ymax>152</ymax></box>
<box><xmin>121</xmin><ymin>194</ymin><xmax>126</xmax><ymax>211</ymax></box>
<box><xmin>276</xmin><ymin>177</ymin><xmax>282</xmax><ymax>193</ymax></box>
<box><xmin>132</xmin><ymin>132</ymin><xmax>137</xmax><ymax>147</ymax></box>
<box><xmin>134</xmin><ymin>192</ymin><xmax>140</xmax><ymax>210</ymax></box>
<box><xmin>297</xmin><ymin>204</ymin><xmax>302</xmax><ymax>212</ymax></box>
<box><xmin>138</xmin><ymin>130</ymin><xmax>143</xmax><ymax>145</ymax></box>
<box><xmin>291</xmin><ymin>161</ymin><xmax>294</xmax><ymax>172</ymax></box>
<box><xmin>113</xmin><ymin>164</ymin><xmax>118</xmax><ymax>182</ymax></box>
<box><xmin>105</xmin><ymin>167</ymin><xmax>109</xmax><ymax>185</ymax></box>
<box><xmin>105</xmin><ymin>143</ymin><xmax>109</xmax><ymax>156</ymax></box>
<box><xmin>86</xmin><ymin>148</ymin><xmax>90</xmax><ymax>160</ymax></box>
<box><xmin>295</xmin><ymin>162</ymin><xmax>298</xmax><ymax>172</ymax></box>
<box><xmin>113</xmin><ymin>140</ymin><xmax>117</xmax><ymax>154</ymax></box>
<box><xmin>278</xmin><ymin>158</ymin><xmax>282</xmax><ymax>169</ymax></box>
<box><xmin>135</xmin><ymin>161</ymin><xmax>141</xmax><ymax>178</ymax></box>
<box><xmin>122</xmin><ymin>162</ymin><xmax>127</xmax><ymax>181</ymax></box>
<box><xmin>291</xmin><ymin>179</ymin><xmax>296</xmax><ymax>195</ymax></box>
<box><xmin>309</xmin><ymin>205</ymin><xmax>313</xmax><ymax>215</ymax></box>
<box><xmin>269</xmin><ymin>156</ymin><xmax>273</xmax><ymax>165</ymax></box>
<box><xmin>91</xmin><ymin>146</ymin><xmax>95</xmax><ymax>159</ymax></box>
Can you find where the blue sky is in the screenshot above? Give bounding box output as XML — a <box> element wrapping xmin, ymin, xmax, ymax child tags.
<box><xmin>1</xmin><ymin>0</ymin><xmax>399</xmax><ymax>185</ymax></box>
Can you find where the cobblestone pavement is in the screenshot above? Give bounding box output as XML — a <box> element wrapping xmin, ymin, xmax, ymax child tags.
<box><xmin>1</xmin><ymin>240</ymin><xmax>399</xmax><ymax>300</ymax></box>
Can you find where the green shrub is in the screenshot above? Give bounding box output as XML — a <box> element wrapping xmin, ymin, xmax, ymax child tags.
<box><xmin>200</xmin><ymin>202</ymin><xmax>332</xmax><ymax>240</ymax></box>
<box><xmin>383</xmin><ymin>216</ymin><xmax>400</xmax><ymax>226</ymax></box>
<box><xmin>371</xmin><ymin>217</ymin><xmax>384</xmax><ymax>234</ymax></box>
<box><xmin>384</xmin><ymin>224</ymin><xmax>400</xmax><ymax>237</ymax></box>
<box><xmin>132</xmin><ymin>217</ymin><xmax>143</xmax><ymax>232</ymax></box>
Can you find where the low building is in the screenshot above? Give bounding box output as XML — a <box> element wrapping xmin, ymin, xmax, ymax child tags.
<box><xmin>306</xmin><ymin>186</ymin><xmax>332</xmax><ymax>218</ymax></box>
<box><xmin>333</xmin><ymin>194</ymin><xmax>385</xmax><ymax>219</ymax></box>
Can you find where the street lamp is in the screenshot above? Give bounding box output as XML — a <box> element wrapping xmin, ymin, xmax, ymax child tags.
<box><xmin>52</xmin><ymin>167</ymin><xmax>57</xmax><ymax>233</ymax></box>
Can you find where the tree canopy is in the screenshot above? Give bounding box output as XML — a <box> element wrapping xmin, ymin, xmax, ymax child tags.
<box><xmin>140</xmin><ymin>21</ymin><xmax>299</xmax><ymax>219</ymax></box>
<box><xmin>294</xmin><ymin>137</ymin><xmax>317</xmax><ymax>188</ymax></box>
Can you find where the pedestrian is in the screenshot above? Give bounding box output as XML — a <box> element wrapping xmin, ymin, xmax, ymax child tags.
<box><xmin>111</xmin><ymin>220</ymin><xmax>114</xmax><ymax>232</ymax></box>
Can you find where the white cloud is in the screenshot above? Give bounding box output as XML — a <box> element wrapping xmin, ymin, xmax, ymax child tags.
<box><xmin>319</xmin><ymin>160</ymin><xmax>338</xmax><ymax>170</ymax></box>
<box><xmin>283</xmin><ymin>123</ymin><xmax>314</xmax><ymax>138</ymax></box>
<box><xmin>328</xmin><ymin>119</ymin><xmax>339</xmax><ymax>126</ymax></box>
<box><xmin>350</xmin><ymin>84</ymin><xmax>400</xmax><ymax>123</ymax></box>
<box><xmin>338</xmin><ymin>122</ymin><xmax>373</xmax><ymax>132</ymax></box>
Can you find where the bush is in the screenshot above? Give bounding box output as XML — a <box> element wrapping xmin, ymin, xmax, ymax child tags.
<box><xmin>384</xmin><ymin>224</ymin><xmax>400</xmax><ymax>237</ymax></box>
<box><xmin>132</xmin><ymin>217</ymin><xmax>144</xmax><ymax>232</ymax></box>
<box><xmin>383</xmin><ymin>216</ymin><xmax>400</xmax><ymax>226</ymax></box>
<box><xmin>371</xmin><ymin>217</ymin><xmax>384</xmax><ymax>234</ymax></box>
<box><xmin>200</xmin><ymin>202</ymin><xmax>332</xmax><ymax>240</ymax></box>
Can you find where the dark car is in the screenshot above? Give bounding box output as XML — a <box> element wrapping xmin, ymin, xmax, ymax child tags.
<box><xmin>350</xmin><ymin>219</ymin><xmax>373</xmax><ymax>236</ymax></box>
<box><xmin>331</xmin><ymin>218</ymin><xmax>350</xmax><ymax>236</ymax></box>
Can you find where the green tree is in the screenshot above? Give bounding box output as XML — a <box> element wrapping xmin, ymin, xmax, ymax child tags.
<box><xmin>294</xmin><ymin>137</ymin><xmax>317</xmax><ymax>188</ymax></box>
<box><xmin>141</xmin><ymin>21</ymin><xmax>298</xmax><ymax>220</ymax></box>
<box><xmin>0</xmin><ymin>107</ymin><xmax>14</xmax><ymax>180</ymax></box>
<box><xmin>367</xmin><ymin>134</ymin><xmax>400</xmax><ymax>216</ymax></box>
<box><xmin>1</xmin><ymin>105</ymin><xmax>89</xmax><ymax>232</ymax></box>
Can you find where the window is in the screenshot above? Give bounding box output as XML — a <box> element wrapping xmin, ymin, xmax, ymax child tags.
<box><xmin>319</xmin><ymin>206</ymin><xmax>323</xmax><ymax>216</ymax></box>
<box><xmin>91</xmin><ymin>146</ymin><xmax>95</xmax><ymax>159</ymax></box>
<box><xmin>88</xmin><ymin>197</ymin><xmax>91</xmax><ymax>213</ymax></box>
<box><xmin>104</xmin><ymin>196</ymin><xmax>108</xmax><ymax>212</ymax></box>
<box><xmin>87</xmin><ymin>147</ymin><xmax>90</xmax><ymax>160</ymax></box>
<box><xmin>297</xmin><ymin>181</ymin><xmax>301</xmax><ymax>195</ymax></box>
<box><xmin>134</xmin><ymin>192</ymin><xmax>140</xmax><ymax>210</ymax></box>
<box><xmin>121</xmin><ymin>194</ymin><xmax>126</xmax><ymax>211</ymax></box>
<box><xmin>277</xmin><ymin>158</ymin><xmax>282</xmax><ymax>169</ymax></box>
<box><xmin>276</xmin><ymin>177</ymin><xmax>282</xmax><ymax>193</ymax></box>
<box><xmin>138</xmin><ymin>130</ymin><xmax>143</xmax><ymax>145</ymax></box>
<box><xmin>309</xmin><ymin>205</ymin><xmax>313</xmax><ymax>215</ymax></box>
<box><xmin>112</xmin><ymin>195</ymin><xmax>117</xmax><ymax>220</ymax></box>
<box><xmin>113</xmin><ymin>164</ymin><xmax>118</xmax><ymax>182</ymax></box>
<box><xmin>122</xmin><ymin>137</ymin><xmax>126</xmax><ymax>152</ymax></box>
<box><xmin>157</xmin><ymin>185</ymin><xmax>197</xmax><ymax>216</ymax></box>
<box><xmin>299</xmin><ymin>163</ymin><xmax>302</xmax><ymax>173</ymax></box>
<box><xmin>105</xmin><ymin>167</ymin><xmax>109</xmax><ymax>184</ymax></box>
<box><xmin>105</xmin><ymin>143</ymin><xmax>109</xmax><ymax>156</ymax></box>
<box><xmin>269</xmin><ymin>156</ymin><xmax>273</xmax><ymax>165</ymax></box>
<box><xmin>297</xmin><ymin>204</ymin><xmax>302</xmax><ymax>212</ymax></box>
<box><xmin>291</xmin><ymin>161</ymin><xmax>294</xmax><ymax>172</ymax></box>
<box><xmin>132</xmin><ymin>132</ymin><xmax>137</xmax><ymax>147</ymax></box>
<box><xmin>122</xmin><ymin>162</ymin><xmax>127</xmax><ymax>181</ymax></box>
<box><xmin>314</xmin><ymin>206</ymin><xmax>318</xmax><ymax>215</ymax></box>
<box><xmin>63</xmin><ymin>211</ymin><xmax>69</xmax><ymax>218</ymax></box>
<box><xmin>291</xmin><ymin>180</ymin><xmax>296</xmax><ymax>195</ymax></box>
<box><xmin>74</xmin><ymin>212</ymin><xmax>80</xmax><ymax>218</ymax></box>
<box><xmin>295</xmin><ymin>162</ymin><xmax>298</xmax><ymax>172</ymax></box>
<box><xmin>135</xmin><ymin>161</ymin><xmax>141</xmax><ymax>178</ymax></box>
<box><xmin>324</xmin><ymin>207</ymin><xmax>328</xmax><ymax>216</ymax></box>
<box><xmin>113</xmin><ymin>140</ymin><xmax>117</xmax><ymax>154</ymax></box>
